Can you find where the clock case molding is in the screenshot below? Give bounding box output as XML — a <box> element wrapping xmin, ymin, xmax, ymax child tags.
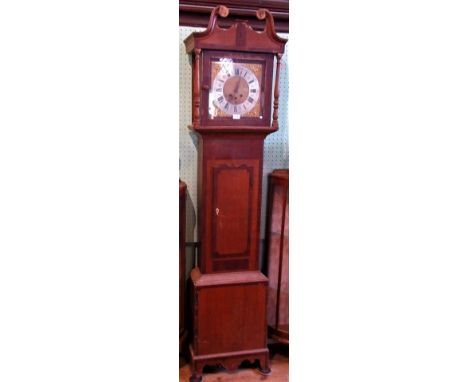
<box><xmin>179</xmin><ymin>0</ymin><xmax>289</xmax><ymax>34</ymax></box>
<box><xmin>184</xmin><ymin>6</ymin><xmax>287</xmax><ymax>381</ymax></box>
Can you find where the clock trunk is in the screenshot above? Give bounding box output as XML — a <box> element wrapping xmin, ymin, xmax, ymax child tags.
<box><xmin>197</xmin><ymin>133</ymin><xmax>266</xmax><ymax>274</ymax></box>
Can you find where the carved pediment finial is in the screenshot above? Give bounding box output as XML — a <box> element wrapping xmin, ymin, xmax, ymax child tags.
<box><xmin>256</xmin><ymin>8</ymin><xmax>279</xmax><ymax>37</ymax></box>
<box><xmin>205</xmin><ymin>5</ymin><xmax>229</xmax><ymax>33</ymax></box>
<box><xmin>218</xmin><ymin>5</ymin><xmax>229</xmax><ymax>18</ymax></box>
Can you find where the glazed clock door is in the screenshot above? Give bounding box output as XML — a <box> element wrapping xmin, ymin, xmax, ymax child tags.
<box><xmin>201</xmin><ymin>51</ymin><xmax>274</xmax><ymax>127</ymax></box>
<box><xmin>203</xmin><ymin>159</ymin><xmax>260</xmax><ymax>273</ymax></box>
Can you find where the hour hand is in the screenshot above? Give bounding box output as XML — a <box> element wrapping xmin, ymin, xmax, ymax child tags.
<box><xmin>234</xmin><ymin>77</ymin><xmax>242</xmax><ymax>93</ymax></box>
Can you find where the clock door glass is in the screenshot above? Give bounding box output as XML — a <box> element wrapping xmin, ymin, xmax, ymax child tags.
<box><xmin>209</xmin><ymin>58</ymin><xmax>263</xmax><ymax>120</ymax></box>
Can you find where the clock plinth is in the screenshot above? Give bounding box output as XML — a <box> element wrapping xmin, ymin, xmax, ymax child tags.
<box><xmin>189</xmin><ymin>268</ymin><xmax>270</xmax><ymax>377</ymax></box>
<box><xmin>184</xmin><ymin>5</ymin><xmax>287</xmax><ymax>381</ymax></box>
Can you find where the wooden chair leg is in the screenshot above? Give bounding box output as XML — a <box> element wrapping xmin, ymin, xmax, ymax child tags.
<box><xmin>258</xmin><ymin>354</ymin><xmax>271</xmax><ymax>375</ymax></box>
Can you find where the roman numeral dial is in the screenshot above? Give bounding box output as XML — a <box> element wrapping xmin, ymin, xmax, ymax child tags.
<box><xmin>211</xmin><ymin>62</ymin><xmax>260</xmax><ymax>117</ymax></box>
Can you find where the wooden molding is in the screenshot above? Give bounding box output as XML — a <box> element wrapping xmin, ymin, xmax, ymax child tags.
<box><xmin>180</xmin><ymin>0</ymin><xmax>289</xmax><ymax>33</ymax></box>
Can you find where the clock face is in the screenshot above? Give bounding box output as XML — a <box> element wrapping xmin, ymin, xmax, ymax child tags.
<box><xmin>208</xmin><ymin>58</ymin><xmax>264</xmax><ymax>120</ymax></box>
<box><xmin>212</xmin><ymin>63</ymin><xmax>260</xmax><ymax>117</ymax></box>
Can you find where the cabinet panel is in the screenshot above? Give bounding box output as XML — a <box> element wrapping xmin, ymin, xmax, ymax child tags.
<box><xmin>195</xmin><ymin>282</ymin><xmax>267</xmax><ymax>355</ymax></box>
<box><xmin>205</xmin><ymin>159</ymin><xmax>260</xmax><ymax>273</ymax></box>
<box><xmin>213</xmin><ymin>165</ymin><xmax>251</xmax><ymax>255</ymax></box>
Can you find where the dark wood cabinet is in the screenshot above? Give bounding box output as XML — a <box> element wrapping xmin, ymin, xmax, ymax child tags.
<box><xmin>184</xmin><ymin>6</ymin><xmax>287</xmax><ymax>381</ymax></box>
<box><xmin>264</xmin><ymin>169</ymin><xmax>289</xmax><ymax>344</ymax></box>
<box><xmin>179</xmin><ymin>180</ymin><xmax>187</xmax><ymax>353</ymax></box>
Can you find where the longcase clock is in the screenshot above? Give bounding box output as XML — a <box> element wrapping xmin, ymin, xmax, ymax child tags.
<box><xmin>183</xmin><ymin>6</ymin><xmax>287</xmax><ymax>381</ymax></box>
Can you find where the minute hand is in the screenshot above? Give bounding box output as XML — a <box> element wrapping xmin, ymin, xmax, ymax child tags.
<box><xmin>234</xmin><ymin>77</ymin><xmax>242</xmax><ymax>93</ymax></box>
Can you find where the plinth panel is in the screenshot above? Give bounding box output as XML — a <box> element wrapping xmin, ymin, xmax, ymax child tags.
<box><xmin>191</xmin><ymin>269</ymin><xmax>268</xmax><ymax>356</ymax></box>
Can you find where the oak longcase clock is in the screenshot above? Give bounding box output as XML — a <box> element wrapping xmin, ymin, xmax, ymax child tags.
<box><xmin>184</xmin><ymin>6</ymin><xmax>287</xmax><ymax>382</ymax></box>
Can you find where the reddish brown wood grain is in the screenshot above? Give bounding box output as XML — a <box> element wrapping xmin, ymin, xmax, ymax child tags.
<box><xmin>190</xmin><ymin>269</ymin><xmax>270</xmax><ymax>377</ymax></box>
<box><xmin>213</xmin><ymin>164</ymin><xmax>250</xmax><ymax>255</ymax></box>
<box><xmin>196</xmin><ymin>282</ymin><xmax>267</xmax><ymax>354</ymax></box>
<box><xmin>199</xmin><ymin>135</ymin><xmax>264</xmax><ymax>274</ymax></box>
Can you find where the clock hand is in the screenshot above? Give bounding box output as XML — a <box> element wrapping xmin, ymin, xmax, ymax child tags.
<box><xmin>234</xmin><ymin>76</ymin><xmax>242</xmax><ymax>94</ymax></box>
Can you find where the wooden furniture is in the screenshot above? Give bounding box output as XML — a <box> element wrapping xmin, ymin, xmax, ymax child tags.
<box><xmin>179</xmin><ymin>346</ymin><xmax>289</xmax><ymax>381</ymax></box>
<box><xmin>184</xmin><ymin>6</ymin><xmax>287</xmax><ymax>382</ymax></box>
<box><xmin>179</xmin><ymin>180</ymin><xmax>187</xmax><ymax>353</ymax></box>
<box><xmin>264</xmin><ymin>169</ymin><xmax>289</xmax><ymax>344</ymax></box>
